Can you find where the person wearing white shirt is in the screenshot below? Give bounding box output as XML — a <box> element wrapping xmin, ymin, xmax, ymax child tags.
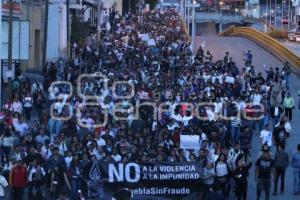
<box><xmin>13</xmin><ymin>118</ymin><xmax>29</xmax><ymax>137</ymax></box>
<box><xmin>237</xmin><ymin>99</ymin><xmax>246</xmax><ymax>112</ymax></box>
<box><xmin>12</xmin><ymin>99</ymin><xmax>22</xmax><ymax>114</ymax></box>
<box><xmin>53</xmin><ymin>99</ymin><xmax>65</xmax><ymax>115</ymax></box>
<box><xmin>182</xmin><ymin>114</ymin><xmax>193</xmax><ymax>126</ymax></box>
<box><xmin>23</xmin><ymin>93</ymin><xmax>33</xmax><ymax>120</ymax></box>
<box><xmin>58</xmin><ymin>139</ymin><xmax>68</xmax><ymax>156</ymax></box>
<box><xmin>65</xmin><ymin>151</ymin><xmax>73</xmax><ymax>168</ymax></box>
<box><xmin>172</xmin><ymin>112</ymin><xmax>183</xmax><ymax>122</ymax></box>
<box><xmin>112</xmin><ymin>149</ymin><xmax>122</xmax><ymax>162</ymax></box>
<box><xmin>48</xmin><ymin>87</ymin><xmax>57</xmax><ymax>101</ymax></box>
<box><xmin>0</xmin><ymin>174</ymin><xmax>9</xmax><ymax>199</ymax></box>
<box><xmin>41</xmin><ymin>145</ymin><xmax>52</xmax><ymax>160</ymax></box>
<box><xmin>260</xmin><ymin>125</ymin><xmax>273</xmax><ymax>147</ymax></box>
<box><xmin>95</xmin><ymin>132</ymin><xmax>106</xmax><ymax>147</ymax></box>
<box><xmin>214</xmin><ymin>98</ymin><xmax>223</xmax><ymax>114</ymax></box>
<box><xmin>167</xmin><ymin>120</ymin><xmax>179</xmax><ymax>131</ymax></box>
<box><xmin>80</xmin><ymin>115</ymin><xmax>95</xmax><ymax>132</ymax></box>
<box><xmin>251</xmin><ymin>90</ymin><xmax>262</xmax><ymax>106</ymax></box>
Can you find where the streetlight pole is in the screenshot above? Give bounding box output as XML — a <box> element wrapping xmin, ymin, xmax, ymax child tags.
<box><xmin>184</xmin><ymin>0</ymin><xmax>187</xmax><ymax>26</ymax></box>
<box><xmin>288</xmin><ymin>0</ymin><xmax>291</xmax><ymax>31</ymax></box>
<box><xmin>219</xmin><ymin>1</ymin><xmax>223</xmax><ymax>33</ymax></box>
<box><xmin>191</xmin><ymin>1</ymin><xmax>196</xmax><ymax>52</ymax></box>
<box><xmin>42</xmin><ymin>0</ymin><xmax>49</xmax><ymax>68</ymax></box>
<box><xmin>266</xmin><ymin>0</ymin><xmax>268</xmax><ymax>25</ymax></box>
<box><xmin>269</xmin><ymin>0</ymin><xmax>272</xmax><ymax>26</ymax></box>
<box><xmin>66</xmin><ymin>0</ymin><xmax>70</xmax><ymax>59</ymax></box>
<box><xmin>97</xmin><ymin>0</ymin><xmax>102</xmax><ymax>43</ymax></box>
<box><xmin>187</xmin><ymin>0</ymin><xmax>190</xmax><ymax>35</ymax></box>
<box><xmin>282</xmin><ymin>0</ymin><xmax>284</xmax><ymax>29</ymax></box>
<box><xmin>275</xmin><ymin>0</ymin><xmax>277</xmax><ymax>29</ymax></box>
<box><xmin>0</xmin><ymin>0</ymin><xmax>2</xmax><ymax>109</ymax></box>
<box><xmin>180</xmin><ymin>0</ymin><xmax>184</xmax><ymax>19</ymax></box>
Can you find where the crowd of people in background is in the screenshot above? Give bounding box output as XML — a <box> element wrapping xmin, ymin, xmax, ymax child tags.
<box><xmin>0</xmin><ymin>7</ymin><xmax>300</xmax><ymax>200</ymax></box>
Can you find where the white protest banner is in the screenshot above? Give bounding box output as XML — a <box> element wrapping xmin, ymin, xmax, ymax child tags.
<box><xmin>180</xmin><ymin>135</ymin><xmax>200</xmax><ymax>150</ymax></box>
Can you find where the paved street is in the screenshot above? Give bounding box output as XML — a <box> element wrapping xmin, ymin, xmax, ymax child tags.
<box><xmin>195</xmin><ymin>33</ymin><xmax>300</xmax><ymax>200</ymax></box>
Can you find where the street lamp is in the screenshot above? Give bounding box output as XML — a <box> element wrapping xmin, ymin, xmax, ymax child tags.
<box><xmin>269</xmin><ymin>0</ymin><xmax>272</xmax><ymax>26</ymax></box>
<box><xmin>180</xmin><ymin>0</ymin><xmax>184</xmax><ymax>19</ymax></box>
<box><xmin>191</xmin><ymin>0</ymin><xmax>196</xmax><ymax>52</ymax></box>
<box><xmin>275</xmin><ymin>0</ymin><xmax>277</xmax><ymax>29</ymax></box>
<box><xmin>219</xmin><ymin>1</ymin><xmax>224</xmax><ymax>33</ymax></box>
<box><xmin>188</xmin><ymin>0</ymin><xmax>190</xmax><ymax>34</ymax></box>
<box><xmin>282</xmin><ymin>0</ymin><xmax>285</xmax><ymax>30</ymax></box>
<box><xmin>288</xmin><ymin>0</ymin><xmax>291</xmax><ymax>31</ymax></box>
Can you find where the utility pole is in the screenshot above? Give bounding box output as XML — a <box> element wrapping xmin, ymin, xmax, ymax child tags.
<box><xmin>97</xmin><ymin>0</ymin><xmax>102</xmax><ymax>43</ymax></box>
<box><xmin>191</xmin><ymin>1</ymin><xmax>195</xmax><ymax>52</ymax></box>
<box><xmin>266</xmin><ymin>0</ymin><xmax>268</xmax><ymax>25</ymax></box>
<box><xmin>184</xmin><ymin>0</ymin><xmax>186</xmax><ymax>24</ymax></box>
<box><xmin>219</xmin><ymin>1</ymin><xmax>224</xmax><ymax>33</ymax></box>
<box><xmin>180</xmin><ymin>0</ymin><xmax>184</xmax><ymax>19</ymax></box>
<box><xmin>288</xmin><ymin>0</ymin><xmax>291</xmax><ymax>31</ymax></box>
<box><xmin>42</xmin><ymin>0</ymin><xmax>49</xmax><ymax>68</ymax></box>
<box><xmin>269</xmin><ymin>0</ymin><xmax>272</xmax><ymax>26</ymax></box>
<box><xmin>7</xmin><ymin>0</ymin><xmax>13</xmax><ymax>99</ymax></box>
<box><xmin>187</xmin><ymin>0</ymin><xmax>190</xmax><ymax>35</ymax></box>
<box><xmin>66</xmin><ymin>0</ymin><xmax>70</xmax><ymax>59</ymax></box>
<box><xmin>275</xmin><ymin>0</ymin><xmax>277</xmax><ymax>29</ymax></box>
<box><xmin>281</xmin><ymin>0</ymin><xmax>284</xmax><ymax>30</ymax></box>
<box><xmin>0</xmin><ymin>0</ymin><xmax>2</xmax><ymax>109</ymax></box>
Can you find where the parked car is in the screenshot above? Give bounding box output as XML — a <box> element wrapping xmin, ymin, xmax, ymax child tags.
<box><xmin>288</xmin><ymin>27</ymin><xmax>300</xmax><ymax>42</ymax></box>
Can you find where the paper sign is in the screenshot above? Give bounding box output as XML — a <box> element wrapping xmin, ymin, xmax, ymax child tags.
<box><xmin>212</xmin><ymin>75</ymin><xmax>223</xmax><ymax>83</ymax></box>
<box><xmin>139</xmin><ymin>34</ymin><xmax>150</xmax><ymax>41</ymax></box>
<box><xmin>180</xmin><ymin>135</ymin><xmax>200</xmax><ymax>150</ymax></box>
<box><xmin>225</xmin><ymin>76</ymin><xmax>235</xmax><ymax>84</ymax></box>
<box><xmin>147</xmin><ymin>39</ymin><xmax>156</xmax><ymax>46</ymax></box>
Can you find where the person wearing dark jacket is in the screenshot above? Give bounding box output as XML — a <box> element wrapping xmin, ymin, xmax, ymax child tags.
<box><xmin>234</xmin><ymin>158</ymin><xmax>252</xmax><ymax>200</ymax></box>
<box><xmin>270</xmin><ymin>104</ymin><xmax>283</xmax><ymax>126</ymax></box>
<box><xmin>235</xmin><ymin>152</ymin><xmax>252</xmax><ymax>200</ymax></box>
<box><xmin>272</xmin><ymin>121</ymin><xmax>288</xmax><ymax>151</ymax></box>
<box><xmin>273</xmin><ymin>144</ymin><xmax>289</xmax><ymax>195</ymax></box>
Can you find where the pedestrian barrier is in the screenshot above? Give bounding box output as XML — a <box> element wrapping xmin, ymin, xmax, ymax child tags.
<box><xmin>243</xmin><ymin>17</ymin><xmax>265</xmax><ymax>24</ymax></box>
<box><xmin>219</xmin><ymin>26</ymin><xmax>300</xmax><ymax>68</ymax></box>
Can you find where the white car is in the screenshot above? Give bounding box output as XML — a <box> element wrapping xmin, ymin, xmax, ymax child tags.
<box><xmin>288</xmin><ymin>28</ymin><xmax>300</xmax><ymax>42</ymax></box>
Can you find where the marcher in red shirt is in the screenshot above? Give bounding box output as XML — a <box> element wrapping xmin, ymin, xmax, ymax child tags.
<box><xmin>9</xmin><ymin>160</ymin><xmax>27</xmax><ymax>200</ymax></box>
